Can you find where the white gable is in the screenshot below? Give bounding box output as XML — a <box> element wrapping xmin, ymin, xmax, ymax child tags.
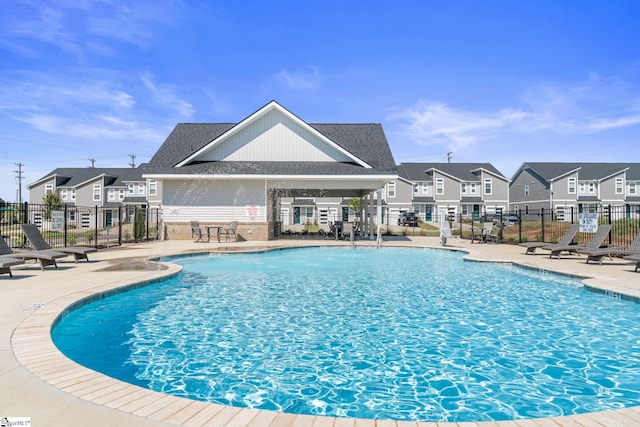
<box><xmin>177</xmin><ymin>101</ymin><xmax>368</xmax><ymax>167</ymax></box>
<box><xmin>197</xmin><ymin>109</ymin><xmax>351</xmax><ymax>162</ymax></box>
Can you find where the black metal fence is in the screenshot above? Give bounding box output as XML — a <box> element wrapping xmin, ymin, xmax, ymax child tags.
<box><xmin>460</xmin><ymin>205</ymin><xmax>640</xmax><ymax>246</ymax></box>
<box><xmin>0</xmin><ymin>202</ymin><xmax>160</xmax><ymax>250</ymax></box>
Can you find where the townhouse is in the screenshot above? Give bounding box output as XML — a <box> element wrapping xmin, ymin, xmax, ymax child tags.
<box><xmin>509</xmin><ymin>162</ymin><xmax>640</xmax><ymax>220</ymax></box>
<box><xmin>392</xmin><ymin>163</ymin><xmax>510</xmax><ymax>222</ymax></box>
<box><xmin>27</xmin><ymin>167</ymin><xmax>151</xmax><ymax>228</ymax></box>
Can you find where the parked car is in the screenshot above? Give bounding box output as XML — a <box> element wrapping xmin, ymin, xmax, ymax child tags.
<box><xmin>502</xmin><ymin>215</ymin><xmax>520</xmax><ymax>226</ymax></box>
<box><xmin>398</xmin><ymin>211</ymin><xmax>418</xmax><ymax>226</ymax></box>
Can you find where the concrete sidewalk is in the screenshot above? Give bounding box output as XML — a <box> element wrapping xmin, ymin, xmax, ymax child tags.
<box><xmin>2</xmin><ymin>237</ymin><xmax>640</xmax><ymax>426</ymax></box>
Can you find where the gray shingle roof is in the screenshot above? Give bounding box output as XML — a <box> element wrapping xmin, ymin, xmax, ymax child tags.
<box><xmin>520</xmin><ymin>163</ymin><xmax>640</xmax><ymax>181</ymax></box>
<box><xmin>397</xmin><ymin>163</ymin><xmax>506</xmax><ymax>182</ymax></box>
<box><xmin>29</xmin><ymin>168</ymin><xmax>145</xmax><ymax>189</ymax></box>
<box><xmin>146</xmin><ymin>123</ymin><xmax>397</xmax><ymax>176</ymax></box>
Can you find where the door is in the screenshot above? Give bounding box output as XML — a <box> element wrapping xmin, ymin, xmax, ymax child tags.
<box><xmin>293</xmin><ymin>207</ymin><xmax>301</xmax><ymax>225</ymax></box>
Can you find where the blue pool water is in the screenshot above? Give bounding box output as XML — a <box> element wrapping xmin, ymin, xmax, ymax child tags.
<box><xmin>52</xmin><ymin>247</ymin><xmax>640</xmax><ymax>422</ymax></box>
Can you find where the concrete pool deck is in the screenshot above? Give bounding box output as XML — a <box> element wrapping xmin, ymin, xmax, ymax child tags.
<box><xmin>2</xmin><ymin>236</ymin><xmax>640</xmax><ymax>427</ymax></box>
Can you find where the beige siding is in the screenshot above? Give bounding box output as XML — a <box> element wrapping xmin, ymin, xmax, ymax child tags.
<box><xmin>162</xmin><ymin>179</ymin><xmax>266</xmax><ymax>222</ymax></box>
<box><xmin>199</xmin><ymin>109</ymin><xmax>352</xmax><ymax>163</ymax></box>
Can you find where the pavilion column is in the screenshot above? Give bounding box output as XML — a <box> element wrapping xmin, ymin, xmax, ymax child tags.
<box><xmin>369</xmin><ymin>193</ymin><xmax>374</xmax><ymax>240</ymax></box>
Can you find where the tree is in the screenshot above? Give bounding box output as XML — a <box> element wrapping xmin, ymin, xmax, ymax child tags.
<box><xmin>42</xmin><ymin>192</ymin><xmax>62</xmax><ymax>220</ymax></box>
<box><xmin>134</xmin><ymin>207</ymin><xmax>146</xmax><ymax>240</ymax></box>
<box><xmin>347</xmin><ymin>197</ymin><xmax>361</xmax><ymax>224</ymax></box>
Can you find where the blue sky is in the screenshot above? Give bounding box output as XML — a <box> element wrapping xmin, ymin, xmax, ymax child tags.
<box><xmin>1</xmin><ymin>1</ymin><xmax>639</xmax><ymax>202</ymax></box>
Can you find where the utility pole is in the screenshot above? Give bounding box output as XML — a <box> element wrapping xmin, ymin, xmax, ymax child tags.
<box><xmin>14</xmin><ymin>162</ymin><xmax>24</xmax><ymax>203</ymax></box>
<box><xmin>447</xmin><ymin>152</ymin><xmax>452</xmax><ymax>163</ymax></box>
<box><xmin>88</xmin><ymin>158</ymin><xmax>96</xmax><ymax>168</ymax></box>
<box><xmin>128</xmin><ymin>154</ymin><xmax>136</xmax><ymax>168</ymax></box>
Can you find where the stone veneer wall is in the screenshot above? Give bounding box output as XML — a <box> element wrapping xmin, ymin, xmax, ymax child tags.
<box><xmin>163</xmin><ymin>222</ymin><xmax>270</xmax><ymax>241</ymax></box>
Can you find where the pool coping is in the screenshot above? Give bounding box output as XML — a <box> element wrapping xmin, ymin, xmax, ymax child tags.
<box><xmin>9</xmin><ymin>239</ymin><xmax>640</xmax><ymax>427</ymax></box>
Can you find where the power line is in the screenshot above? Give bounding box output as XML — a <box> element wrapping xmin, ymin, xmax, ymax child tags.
<box><xmin>14</xmin><ymin>162</ymin><xmax>24</xmax><ymax>204</ymax></box>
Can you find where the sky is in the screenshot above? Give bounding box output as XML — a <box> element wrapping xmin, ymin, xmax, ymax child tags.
<box><xmin>1</xmin><ymin>0</ymin><xmax>639</xmax><ymax>202</ymax></box>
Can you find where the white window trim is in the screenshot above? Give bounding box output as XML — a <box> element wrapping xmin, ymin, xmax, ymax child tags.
<box><xmin>615</xmin><ymin>177</ymin><xmax>624</xmax><ymax>195</ymax></box>
<box><xmin>387</xmin><ymin>181</ymin><xmax>396</xmax><ymax>198</ymax></box>
<box><xmin>93</xmin><ymin>184</ymin><xmax>102</xmax><ymax>202</ymax></box>
<box><xmin>436</xmin><ymin>178</ymin><xmax>444</xmax><ymax>195</ymax></box>
<box><xmin>149</xmin><ymin>179</ymin><xmax>157</xmax><ymax>196</ymax></box>
<box><xmin>484</xmin><ymin>178</ymin><xmax>492</xmax><ymax>195</ymax></box>
<box><xmin>568</xmin><ymin>177</ymin><xmax>576</xmax><ymax>194</ymax></box>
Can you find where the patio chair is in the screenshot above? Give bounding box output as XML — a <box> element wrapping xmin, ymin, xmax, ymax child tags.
<box><xmin>221</xmin><ymin>221</ymin><xmax>238</xmax><ymax>242</ymax></box>
<box><xmin>472</xmin><ymin>222</ymin><xmax>494</xmax><ymax>243</ymax></box>
<box><xmin>485</xmin><ymin>223</ymin><xmax>503</xmax><ymax>244</ymax></box>
<box><xmin>341</xmin><ymin>222</ymin><xmax>356</xmax><ymax>241</ymax></box>
<box><xmin>578</xmin><ymin>229</ymin><xmax>640</xmax><ymax>265</ymax></box>
<box><xmin>0</xmin><ymin>234</ymin><xmax>66</xmax><ymax>271</ymax></box>
<box><xmin>21</xmin><ymin>224</ymin><xmax>97</xmax><ymax>263</ymax></box>
<box><xmin>543</xmin><ymin>224</ymin><xmax>612</xmax><ymax>259</ymax></box>
<box><xmin>624</xmin><ymin>253</ymin><xmax>640</xmax><ymax>272</ymax></box>
<box><xmin>519</xmin><ymin>224</ymin><xmax>580</xmax><ymax>255</ymax></box>
<box><xmin>191</xmin><ymin>220</ymin><xmax>210</xmax><ymax>242</ymax></box>
<box><xmin>439</xmin><ymin>216</ymin><xmax>461</xmax><ymax>246</ymax></box>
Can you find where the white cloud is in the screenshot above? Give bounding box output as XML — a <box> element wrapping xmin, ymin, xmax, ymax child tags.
<box><xmin>271</xmin><ymin>67</ymin><xmax>321</xmax><ymax>91</ymax></box>
<box><xmin>0</xmin><ymin>0</ymin><xmax>183</xmax><ymax>56</ymax></box>
<box><xmin>140</xmin><ymin>73</ymin><xmax>195</xmax><ymax>117</ymax></box>
<box><xmin>389</xmin><ymin>73</ymin><xmax>640</xmax><ymax>151</ymax></box>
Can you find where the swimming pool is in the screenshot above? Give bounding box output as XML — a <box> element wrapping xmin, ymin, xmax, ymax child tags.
<box><xmin>52</xmin><ymin>247</ymin><xmax>640</xmax><ymax>422</ymax></box>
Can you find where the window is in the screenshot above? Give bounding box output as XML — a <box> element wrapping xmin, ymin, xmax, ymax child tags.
<box><xmin>484</xmin><ymin>178</ymin><xmax>492</xmax><ymax>195</ymax></box>
<box><xmin>423</xmin><ymin>182</ymin><xmax>432</xmax><ymax>195</ymax></box>
<box><xmin>93</xmin><ymin>184</ymin><xmax>101</xmax><ymax>201</ymax></box>
<box><xmin>108</xmin><ymin>189</ymin><xmax>116</xmax><ymax>201</ymax></box>
<box><xmin>436</xmin><ymin>178</ymin><xmax>444</xmax><ymax>195</ymax></box>
<box><xmin>149</xmin><ymin>179</ymin><xmax>157</xmax><ymax>196</ymax></box>
<box><xmin>630</xmin><ymin>182</ymin><xmax>637</xmax><ymax>195</ymax></box>
<box><xmin>387</xmin><ymin>181</ymin><xmax>396</xmax><ymax>198</ymax></box>
<box><xmin>616</xmin><ymin>177</ymin><xmax>624</xmax><ymax>194</ymax></box>
<box><xmin>138</xmin><ymin>183</ymin><xmax>145</xmax><ymax>195</ymax></box>
<box><xmin>568</xmin><ymin>177</ymin><xmax>576</xmax><ymax>194</ymax></box>
<box><xmin>45</xmin><ymin>184</ymin><xmax>53</xmax><ymax>195</ymax></box>
<box><xmin>524</xmin><ymin>185</ymin><xmax>529</xmax><ymax>196</ymax></box>
<box><xmin>60</xmin><ymin>189</ymin><xmax>68</xmax><ymax>200</ymax></box>
<box><xmin>589</xmin><ymin>182</ymin><xmax>595</xmax><ymax>193</ymax></box>
<box><xmin>413</xmin><ymin>183</ymin><xmax>419</xmax><ymax>195</ymax></box>
<box><xmin>579</xmin><ymin>182</ymin><xmax>586</xmax><ymax>193</ymax></box>
<box><xmin>461</xmin><ymin>182</ymin><xmax>476</xmax><ymax>194</ymax></box>
<box><xmin>70</xmin><ymin>189</ymin><xmax>76</xmax><ymax>200</ymax></box>
<box><xmin>119</xmin><ymin>189</ymin><xmax>125</xmax><ymax>200</ymax></box>
<box><xmin>128</xmin><ymin>183</ymin><xmax>135</xmax><ymax>195</ymax></box>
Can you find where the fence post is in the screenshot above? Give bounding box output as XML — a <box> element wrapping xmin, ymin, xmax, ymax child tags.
<box><xmin>94</xmin><ymin>206</ymin><xmax>99</xmax><ymax>248</ymax></box>
<box><xmin>541</xmin><ymin>208</ymin><xmax>545</xmax><ymax>242</ymax></box>
<box><xmin>118</xmin><ymin>206</ymin><xmax>122</xmax><ymax>246</ymax></box>
<box><xmin>608</xmin><ymin>204</ymin><xmax>612</xmax><ymax>245</ymax></box>
<box><xmin>517</xmin><ymin>212</ymin><xmax>522</xmax><ymax>243</ymax></box>
<box><xmin>64</xmin><ymin>204</ymin><xmax>68</xmax><ymax>247</ymax></box>
<box><xmin>21</xmin><ymin>202</ymin><xmax>28</xmax><ymax>247</ymax></box>
<box><xmin>146</xmin><ymin>207</ymin><xmax>150</xmax><ymax>241</ymax></box>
